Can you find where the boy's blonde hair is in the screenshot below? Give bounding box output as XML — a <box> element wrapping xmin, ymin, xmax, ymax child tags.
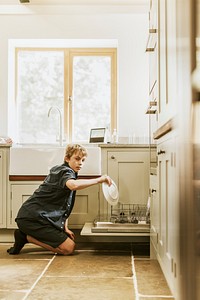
<box><xmin>64</xmin><ymin>144</ymin><xmax>88</xmax><ymax>161</ymax></box>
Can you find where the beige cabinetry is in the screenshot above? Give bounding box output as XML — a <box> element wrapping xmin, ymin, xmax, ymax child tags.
<box><xmin>7</xmin><ymin>182</ymin><xmax>41</xmax><ymax>228</ymax></box>
<box><xmin>157</xmin><ymin>0</ymin><xmax>177</xmax><ymax>127</ymax></box>
<box><xmin>149</xmin><ymin>0</ymin><xmax>180</xmax><ymax>297</ymax></box>
<box><xmin>100</xmin><ymin>146</ymin><xmax>152</xmax><ymax>215</ymax></box>
<box><xmin>7</xmin><ymin>181</ymin><xmax>99</xmax><ymax>229</ymax></box>
<box><xmin>0</xmin><ymin>148</ymin><xmax>9</xmax><ymax>228</ymax></box>
<box><xmin>156</xmin><ymin>133</ymin><xmax>179</xmax><ymax>297</ymax></box>
<box><xmin>146</xmin><ymin>0</ymin><xmax>158</xmax><ymax>116</ymax></box>
<box><xmin>157</xmin><ymin>134</ymin><xmax>179</xmax><ymax>293</ymax></box>
<box><xmin>150</xmin><ymin>172</ymin><xmax>158</xmax><ymax>257</ymax></box>
<box><xmin>68</xmin><ymin>185</ymin><xmax>99</xmax><ymax>228</ymax></box>
<box><xmin>150</xmin><ymin>134</ymin><xmax>179</xmax><ymax>295</ymax></box>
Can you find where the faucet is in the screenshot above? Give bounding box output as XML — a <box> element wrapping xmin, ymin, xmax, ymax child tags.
<box><xmin>48</xmin><ymin>106</ymin><xmax>63</xmax><ymax>146</ymax></box>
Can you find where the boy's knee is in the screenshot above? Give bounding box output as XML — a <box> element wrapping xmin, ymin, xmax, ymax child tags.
<box><xmin>62</xmin><ymin>248</ymin><xmax>74</xmax><ymax>255</ymax></box>
<box><xmin>59</xmin><ymin>239</ymin><xmax>75</xmax><ymax>255</ymax></box>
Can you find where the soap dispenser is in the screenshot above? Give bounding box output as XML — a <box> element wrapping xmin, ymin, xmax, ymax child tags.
<box><xmin>112</xmin><ymin>129</ymin><xmax>118</xmax><ymax>143</ymax></box>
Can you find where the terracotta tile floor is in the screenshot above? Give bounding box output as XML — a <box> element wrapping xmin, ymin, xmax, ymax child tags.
<box><xmin>0</xmin><ymin>243</ymin><xmax>174</xmax><ymax>300</ymax></box>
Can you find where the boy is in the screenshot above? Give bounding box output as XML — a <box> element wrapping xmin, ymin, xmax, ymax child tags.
<box><xmin>7</xmin><ymin>144</ymin><xmax>111</xmax><ymax>255</ymax></box>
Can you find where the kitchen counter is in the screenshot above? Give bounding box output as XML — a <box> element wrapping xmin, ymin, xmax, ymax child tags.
<box><xmin>0</xmin><ymin>143</ymin><xmax>12</xmax><ymax>148</ymax></box>
<box><xmin>98</xmin><ymin>143</ymin><xmax>156</xmax><ymax>148</ymax></box>
<box><xmin>0</xmin><ymin>137</ymin><xmax>12</xmax><ymax>147</ymax></box>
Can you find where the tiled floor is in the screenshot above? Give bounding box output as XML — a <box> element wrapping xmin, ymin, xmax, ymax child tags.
<box><xmin>0</xmin><ymin>243</ymin><xmax>174</xmax><ymax>300</ymax></box>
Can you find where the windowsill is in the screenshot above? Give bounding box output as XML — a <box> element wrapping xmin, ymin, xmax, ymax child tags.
<box><xmin>12</xmin><ymin>142</ymin><xmax>101</xmax><ymax>148</ymax></box>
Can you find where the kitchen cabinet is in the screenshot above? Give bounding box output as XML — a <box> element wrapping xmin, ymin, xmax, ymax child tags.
<box><xmin>100</xmin><ymin>145</ymin><xmax>155</xmax><ymax>216</ymax></box>
<box><xmin>148</xmin><ymin>0</ymin><xmax>180</xmax><ymax>297</ymax></box>
<box><xmin>146</xmin><ymin>0</ymin><xmax>158</xmax><ymax>116</ymax></box>
<box><xmin>7</xmin><ymin>182</ymin><xmax>42</xmax><ymax>228</ymax></box>
<box><xmin>7</xmin><ymin>181</ymin><xmax>99</xmax><ymax>229</ymax></box>
<box><xmin>150</xmin><ymin>171</ymin><xmax>158</xmax><ymax>258</ymax></box>
<box><xmin>0</xmin><ymin>148</ymin><xmax>9</xmax><ymax>228</ymax></box>
<box><xmin>157</xmin><ymin>0</ymin><xmax>177</xmax><ymax>127</ymax></box>
<box><xmin>149</xmin><ymin>0</ymin><xmax>180</xmax><ymax>296</ymax></box>
<box><xmin>155</xmin><ymin>133</ymin><xmax>180</xmax><ymax>297</ymax></box>
<box><xmin>68</xmin><ymin>185</ymin><xmax>99</xmax><ymax>228</ymax></box>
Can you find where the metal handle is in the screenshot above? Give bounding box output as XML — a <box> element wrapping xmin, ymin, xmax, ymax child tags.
<box><xmin>149</xmin><ymin>28</ymin><xmax>157</xmax><ymax>34</ymax></box>
<box><xmin>157</xmin><ymin>150</ymin><xmax>165</xmax><ymax>155</ymax></box>
<box><xmin>151</xmin><ymin>189</ymin><xmax>157</xmax><ymax>193</ymax></box>
<box><xmin>111</xmin><ymin>155</ymin><xmax>115</xmax><ymax>159</ymax></box>
<box><xmin>146</xmin><ymin>47</ymin><xmax>155</xmax><ymax>52</ymax></box>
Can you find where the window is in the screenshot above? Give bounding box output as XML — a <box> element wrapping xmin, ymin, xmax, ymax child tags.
<box><xmin>14</xmin><ymin>47</ymin><xmax>117</xmax><ymax>144</ymax></box>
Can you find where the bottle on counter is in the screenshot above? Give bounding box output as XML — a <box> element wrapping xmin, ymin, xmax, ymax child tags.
<box><xmin>106</xmin><ymin>125</ymin><xmax>111</xmax><ymax>143</ymax></box>
<box><xmin>112</xmin><ymin>128</ymin><xmax>119</xmax><ymax>143</ymax></box>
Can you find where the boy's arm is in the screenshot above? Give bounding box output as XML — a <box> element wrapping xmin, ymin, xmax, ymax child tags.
<box><xmin>66</xmin><ymin>175</ymin><xmax>112</xmax><ymax>191</ymax></box>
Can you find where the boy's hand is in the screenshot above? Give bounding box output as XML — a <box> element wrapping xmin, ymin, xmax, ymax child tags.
<box><xmin>99</xmin><ymin>174</ymin><xmax>112</xmax><ymax>186</ymax></box>
<box><xmin>65</xmin><ymin>227</ymin><xmax>75</xmax><ymax>241</ymax></box>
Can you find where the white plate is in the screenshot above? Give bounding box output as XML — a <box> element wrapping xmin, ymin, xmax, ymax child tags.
<box><xmin>102</xmin><ymin>180</ymin><xmax>119</xmax><ymax>206</ymax></box>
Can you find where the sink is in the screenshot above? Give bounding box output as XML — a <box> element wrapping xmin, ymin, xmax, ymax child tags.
<box><xmin>9</xmin><ymin>145</ymin><xmax>101</xmax><ymax>176</ymax></box>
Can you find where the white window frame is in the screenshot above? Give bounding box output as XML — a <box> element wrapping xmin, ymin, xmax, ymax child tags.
<box><xmin>8</xmin><ymin>39</ymin><xmax>118</xmax><ymax>144</ymax></box>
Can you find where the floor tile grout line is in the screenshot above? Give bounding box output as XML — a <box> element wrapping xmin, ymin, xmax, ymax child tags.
<box><xmin>22</xmin><ymin>254</ymin><xmax>57</xmax><ymax>300</ymax></box>
<box><xmin>139</xmin><ymin>295</ymin><xmax>174</xmax><ymax>299</ymax></box>
<box><xmin>44</xmin><ymin>275</ymin><xmax>134</xmax><ymax>279</ymax></box>
<box><xmin>131</xmin><ymin>251</ymin><xmax>139</xmax><ymax>300</ymax></box>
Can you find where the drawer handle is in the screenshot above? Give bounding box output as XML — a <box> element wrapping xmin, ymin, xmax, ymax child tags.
<box><xmin>157</xmin><ymin>150</ymin><xmax>165</xmax><ymax>155</ymax></box>
<box><xmin>151</xmin><ymin>189</ymin><xmax>157</xmax><ymax>193</ymax></box>
<box><xmin>111</xmin><ymin>155</ymin><xmax>115</xmax><ymax>159</ymax></box>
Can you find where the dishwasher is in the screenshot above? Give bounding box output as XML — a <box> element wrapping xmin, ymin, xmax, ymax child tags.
<box><xmin>91</xmin><ymin>202</ymin><xmax>150</xmax><ymax>233</ymax></box>
<box><xmin>81</xmin><ymin>179</ymin><xmax>150</xmax><ymax>236</ymax></box>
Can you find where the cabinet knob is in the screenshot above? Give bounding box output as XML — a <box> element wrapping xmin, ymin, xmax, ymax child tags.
<box><xmin>111</xmin><ymin>155</ymin><xmax>115</xmax><ymax>159</ymax></box>
<box><xmin>157</xmin><ymin>150</ymin><xmax>165</xmax><ymax>155</ymax></box>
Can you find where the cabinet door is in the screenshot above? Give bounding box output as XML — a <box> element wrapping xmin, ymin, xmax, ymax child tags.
<box><xmin>158</xmin><ymin>0</ymin><xmax>167</xmax><ymax>121</ymax></box>
<box><xmin>107</xmin><ymin>150</ymin><xmax>150</xmax><ymax>206</ymax></box>
<box><xmin>8</xmin><ymin>183</ymin><xmax>99</xmax><ymax>229</ymax></box>
<box><xmin>0</xmin><ymin>150</ymin><xmax>7</xmax><ymax>228</ymax></box>
<box><xmin>149</xmin><ymin>0</ymin><xmax>158</xmax><ymax>30</ymax></box>
<box><xmin>68</xmin><ymin>185</ymin><xmax>99</xmax><ymax>228</ymax></box>
<box><xmin>150</xmin><ymin>174</ymin><xmax>158</xmax><ymax>253</ymax></box>
<box><xmin>157</xmin><ymin>138</ymin><xmax>177</xmax><ymax>291</ymax></box>
<box><xmin>7</xmin><ymin>184</ymin><xmax>40</xmax><ymax>228</ymax></box>
<box><xmin>158</xmin><ymin>0</ymin><xmax>177</xmax><ymax>126</ymax></box>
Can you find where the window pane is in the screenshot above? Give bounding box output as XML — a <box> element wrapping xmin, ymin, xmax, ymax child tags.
<box><xmin>72</xmin><ymin>56</ymin><xmax>111</xmax><ymax>142</ymax></box>
<box><xmin>17</xmin><ymin>50</ymin><xmax>64</xmax><ymax>144</ymax></box>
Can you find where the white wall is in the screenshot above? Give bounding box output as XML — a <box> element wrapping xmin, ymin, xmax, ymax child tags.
<box><xmin>0</xmin><ymin>5</ymin><xmax>149</xmax><ymax>141</ymax></box>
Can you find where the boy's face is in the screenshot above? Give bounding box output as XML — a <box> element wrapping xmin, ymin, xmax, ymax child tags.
<box><xmin>66</xmin><ymin>151</ymin><xmax>86</xmax><ymax>173</ymax></box>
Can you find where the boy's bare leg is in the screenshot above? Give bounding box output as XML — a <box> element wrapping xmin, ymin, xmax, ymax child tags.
<box><xmin>27</xmin><ymin>235</ymin><xmax>75</xmax><ymax>255</ymax></box>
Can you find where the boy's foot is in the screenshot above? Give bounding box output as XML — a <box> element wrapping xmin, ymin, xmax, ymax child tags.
<box><xmin>7</xmin><ymin>229</ymin><xmax>28</xmax><ymax>255</ymax></box>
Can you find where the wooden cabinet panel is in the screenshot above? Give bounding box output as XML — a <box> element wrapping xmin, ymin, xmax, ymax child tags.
<box><xmin>157</xmin><ymin>135</ymin><xmax>179</xmax><ymax>294</ymax></box>
<box><xmin>157</xmin><ymin>0</ymin><xmax>177</xmax><ymax>126</ymax></box>
<box><xmin>0</xmin><ymin>149</ymin><xmax>9</xmax><ymax>228</ymax></box>
<box><xmin>149</xmin><ymin>0</ymin><xmax>158</xmax><ymax>30</ymax></box>
<box><xmin>68</xmin><ymin>185</ymin><xmax>99</xmax><ymax>228</ymax></box>
<box><xmin>8</xmin><ymin>182</ymin><xmax>99</xmax><ymax>229</ymax></box>
<box><xmin>158</xmin><ymin>0</ymin><xmax>167</xmax><ymax>118</ymax></box>
<box><xmin>100</xmin><ymin>147</ymin><xmax>152</xmax><ymax>216</ymax></box>
<box><xmin>149</xmin><ymin>45</ymin><xmax>158</xmax><ymax>93</ymax></box>
<box><xmin>150</xmin><ymin>174</ymin><xmax>158</xmax><ymax>254</ymax></box>
<box><xmin>107</xmin><ymin>150</ymin><xmax>150</xmax><ymax>206</ymax></box>
<box><xmin>7</xmin><ymin>183</ymin><xmax>41</xmax><ymax>228</ymax></box>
